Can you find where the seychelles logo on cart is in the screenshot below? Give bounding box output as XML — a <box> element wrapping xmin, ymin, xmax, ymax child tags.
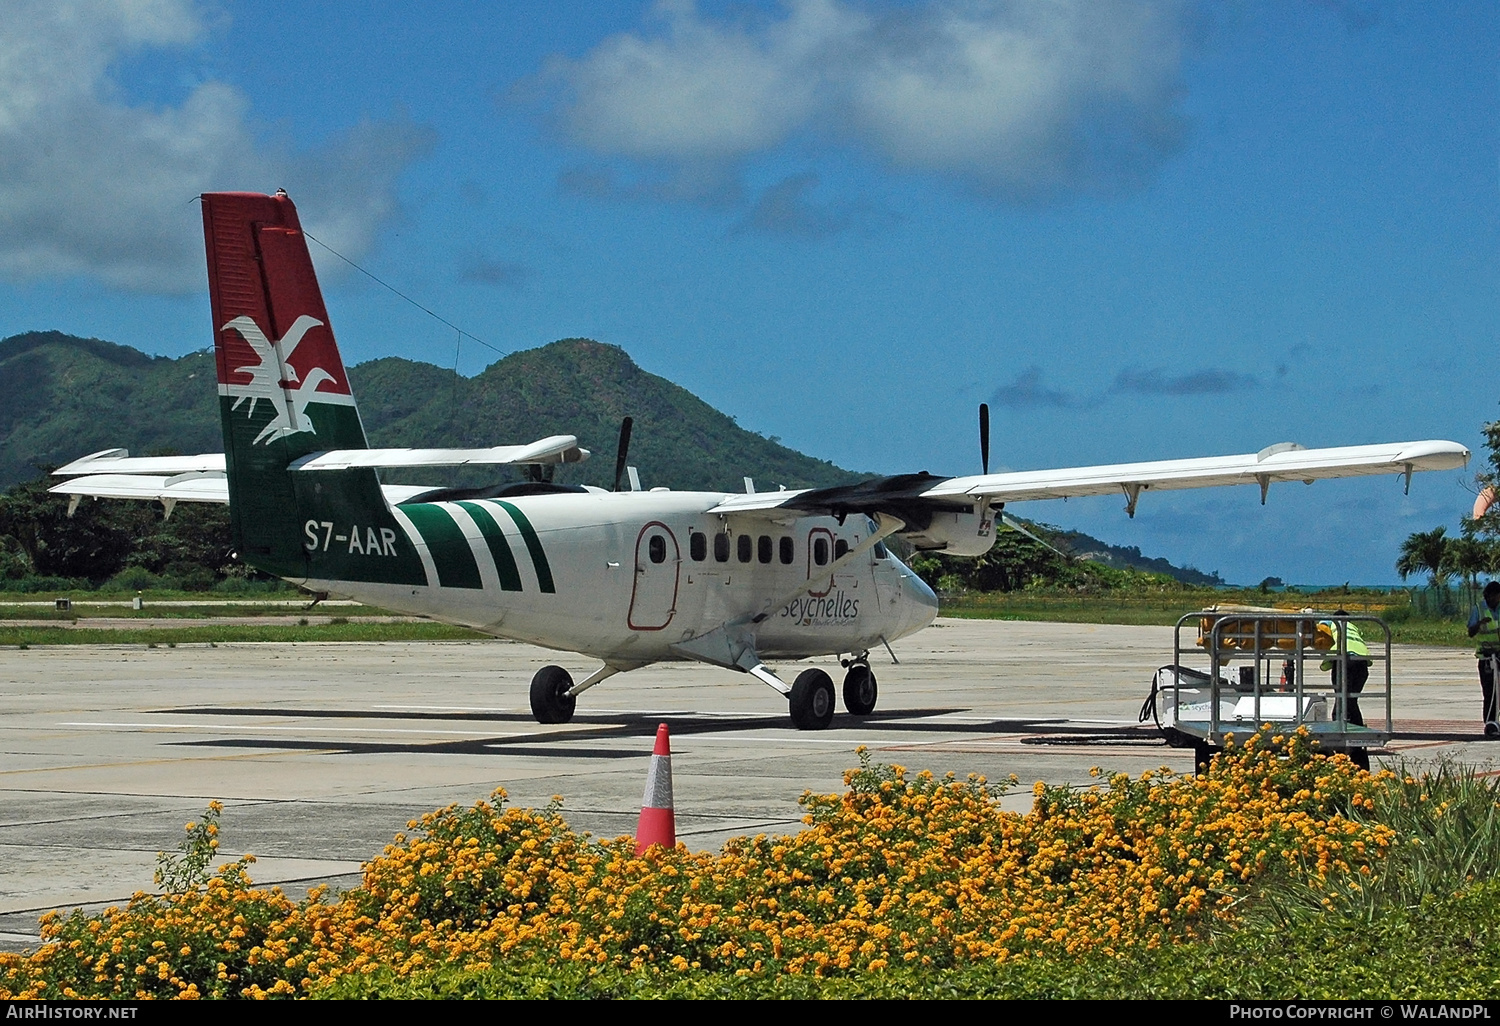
<box><xmin>221</xmin><ymin>315</ymin><xmax>336</xmax><ymax>444</ymax></box>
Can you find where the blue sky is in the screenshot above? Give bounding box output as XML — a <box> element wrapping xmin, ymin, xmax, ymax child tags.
<box><xmin>0</xmin><ymin>1</ymin><xmax>1495</xmax><ymax>584</ymax></box>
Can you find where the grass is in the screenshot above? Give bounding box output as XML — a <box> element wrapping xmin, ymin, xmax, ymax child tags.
<box><xmin>0</xmin><ymin>621</ymin><xmax>487</xmax><ymax>646</ymax></box>
<box><xmin>941</xmin><ymin>588</ymin><xmax>1474</xmax><ymax>647</ymax></box>
<box><xmin>0</xmin><ymin>584</ymin><xmax>1473</xmax><ymax>647</ymax></box>
<box><xmin>0</xmin><ymin>603</ymin><xmax>399</xmax><ymax>621</ymax></box>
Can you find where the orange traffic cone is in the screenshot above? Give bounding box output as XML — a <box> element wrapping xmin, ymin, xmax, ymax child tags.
<box><xmin>635</xmin><ymin>723</ymin><xmax>675</xmax><ymax>854</ymax></box>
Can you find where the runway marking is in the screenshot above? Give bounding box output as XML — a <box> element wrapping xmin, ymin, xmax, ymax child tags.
<box><xmin>680</xmin><ymin>736</ymin><xmax>875</xmax><ymax>746</ymax></box>
<box><xmin>373</xmin><ymin>704</ymin><xmax>513</xmax><ymax>712</ymax></box>
<box><xmin>0</xmin><ymin>748</ymin><xmax>337</xmax><ymax>777</ymax></box>
<box><xmin>59</xmin><ymin>721</ymin><xmax>528</xmax><ymax>737</ymax></box>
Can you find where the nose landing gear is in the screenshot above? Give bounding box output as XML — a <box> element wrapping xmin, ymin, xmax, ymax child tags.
<box><xmin>841</xmin><ymin>660</ymin><xmax>878</xmax><ymax>716</ymax></box>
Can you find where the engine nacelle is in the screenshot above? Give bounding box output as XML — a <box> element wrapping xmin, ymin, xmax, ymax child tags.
<box><xmin>900</xmin><ymin>502</ymin><xmax>997</xmax><ymax>558</ymax></box>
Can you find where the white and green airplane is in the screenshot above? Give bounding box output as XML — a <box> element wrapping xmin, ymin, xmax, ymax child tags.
<box><xmin>49</xmin><ymin>191</ymin><xmax>1470</xmax><ymax>730</ymax></box>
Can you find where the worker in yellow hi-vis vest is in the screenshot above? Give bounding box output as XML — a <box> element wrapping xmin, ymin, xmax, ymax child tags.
<box><xmin>1467</xmin><ymin>581</ymin><xmax>1500</xmax><ymax>737</ymax></box>
<box><xmin>1319</xmin><ymin>612</ymin><xmax>1370</xmax><ymax>727</ymax></box>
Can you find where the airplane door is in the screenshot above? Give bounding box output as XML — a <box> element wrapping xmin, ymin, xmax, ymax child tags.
<box><xmin>628</xmin><ymin>521</ymin><xmax>680</xmax><ymax>630</ymax></box>
<box><xmin>806</xmin><ymin>527</ymin><xmax>834</xmax><ymax>596</ymax></box>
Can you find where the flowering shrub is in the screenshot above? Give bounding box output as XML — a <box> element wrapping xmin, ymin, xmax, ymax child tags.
<box><xmin>0</xmin><ymin>729</ymin><xmax>1395</xmax><ymax>999</ymax></box>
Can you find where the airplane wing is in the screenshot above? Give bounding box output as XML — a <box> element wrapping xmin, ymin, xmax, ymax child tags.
<box><xmin>48</xmin><ymin>472</ymin><xmax>435</xmax><ymax>513</ymax></box>
<box><xmin>49</xmin><ymin>472</ymin><xmax>229</xmax><ymax>506</ymax></box>
<box><xmin>923</xmin><ymin>439</ymin><xmax>1469</xmax><ymax>504</ymax></box>
<box><xmin>709</xmin><ymin>439</ymin><xmax>1470</xmax><ymax>555</ymax></box>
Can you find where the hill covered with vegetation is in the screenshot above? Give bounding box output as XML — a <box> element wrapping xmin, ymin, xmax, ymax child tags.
<box><xmin>0</xmin><ymin>331</ymin><xmax>1220</xmax><ymax>591</ymax></box>
<box><xmin>0</xmin><ymin>332</ymin><xmax>855</xmax><ymax>493</ymax></box>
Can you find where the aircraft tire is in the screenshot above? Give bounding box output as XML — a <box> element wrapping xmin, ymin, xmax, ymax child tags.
<box><xmin>530</xmin><ymin>665</ymin><xmax>577</xmax><ymax>724</ymax></box>
<box><xmin>789</xmin><ymin>668</ymin><xmax>836</xmax><ymax>730</ymax></box>
<box><xmin>842</xmin><ymin>665</ymin><xmax>877</xmax><ymax>716</ymax></box>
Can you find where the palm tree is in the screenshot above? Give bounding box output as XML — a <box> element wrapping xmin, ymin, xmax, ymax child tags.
<box><xmin>1445</xmin><ymin>534</ymin><xmax>1487</xmax><ymax>610</ymax></box>
<box><xmin>1396</xmin><ymin>526</ymin><xmax>1451</xmax><ymax>589</ymax></box>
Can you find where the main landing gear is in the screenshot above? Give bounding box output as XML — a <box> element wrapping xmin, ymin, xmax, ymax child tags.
<box><xmin>530</xmin><ymin>665</ymin><xmax>577</xmax><ymax>724</ymax></box>
<box><xmin>527</xmin><ymin>658</ymin><xmax>878</xmax><ymax>732</ymax></box>
<box><xmin>786</xmin><ymin>658</ymin><xmax>879</xmax><ymax>730</ymax></box>
<box><xmin>789</xmin><ymin>669</ymin><xmax>835</xmax><ymax>730</ymax></box>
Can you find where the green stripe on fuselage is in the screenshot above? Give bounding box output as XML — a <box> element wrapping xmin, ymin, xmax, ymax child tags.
<box><xmin>456</xmin><ymin>501</ymin><xmax>523</xmax><ymax>592</ymax></box>
<box><xmin>402</xmin><ymin>504</ymin><xmax>482</xmax><ymax>590</ymax></box>
<box><xmin>493</xmin><ymin>500</ymin><xmax>555</xmax><ymax>594</ymax></box>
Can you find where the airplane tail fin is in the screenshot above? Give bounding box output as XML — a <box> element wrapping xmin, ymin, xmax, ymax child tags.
<box><xmin>203</xmin><ymin>191</ymin><xmax>421</xmax><ymax>586</ymax></box>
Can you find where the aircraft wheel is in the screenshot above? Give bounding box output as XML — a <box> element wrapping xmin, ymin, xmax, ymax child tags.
<box><xmin>530</xmin><ymin>665</ymin><xmax>577</xmax><ymax>724</ymax></box>
<box><xmin>789</xmin><ymin>668</ymin><xmax>836</xmax><ymax>730</ymax></box>
<box><xmin>842</xmin><ymin>664</ymin><xmax>878</xmax><ymax>716</ymax></box>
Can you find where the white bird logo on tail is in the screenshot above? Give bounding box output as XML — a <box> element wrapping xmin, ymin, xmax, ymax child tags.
<box><xmin>221</xmin><ymin>315</ymin><xmax>336</xmax><ymax>444</ymax></box>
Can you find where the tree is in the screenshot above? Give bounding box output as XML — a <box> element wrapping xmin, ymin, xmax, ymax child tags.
<box><xmin>0</xmin><ymin>472</ymin><xmax>233</xmax><ymax>586</ymax></box>
<box><xmin>1395</xmin><ymin>526</ymin><xmax>1451</xmax><ymax>590</ymax></box>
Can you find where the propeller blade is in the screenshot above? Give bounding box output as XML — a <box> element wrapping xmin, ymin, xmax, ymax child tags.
<box><xmin>613</xmin><ymin>416</ymin><xmax>634</xmax><ymax>492</ymax></box>
<box><xmin>979</xmin><ymin>403</ymin><xmax>990</xmax><ymax>476</ymax></box>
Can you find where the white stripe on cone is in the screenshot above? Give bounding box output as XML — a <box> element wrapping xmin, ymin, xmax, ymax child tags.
<box><xmin>635</xmin><ymin>722</ymin><xmax>675</xmax><ymax>854</ymax></box>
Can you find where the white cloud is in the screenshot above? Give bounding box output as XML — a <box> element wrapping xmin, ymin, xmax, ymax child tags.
<box><xmin>544</xmin><ymin>0</ymin><xmax>1189</xmax><ymax>199</ymax></box>
<box><xmin>0</xmin><ymin>0</ymin><xmax>430</xmax><ymax>294</ymax></box>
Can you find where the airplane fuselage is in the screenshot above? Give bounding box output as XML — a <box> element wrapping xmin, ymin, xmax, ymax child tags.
<box><xmin>296</xmin><ymin>489</ymin><xmax>940</xmax><ymax>666</ymax></box>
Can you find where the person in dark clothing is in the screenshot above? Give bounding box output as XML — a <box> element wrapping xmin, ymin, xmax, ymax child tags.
<box><xmin>1468</xmin><ymin>581</ymin><xmax>1500</xmax><ymax>737</ymax></box>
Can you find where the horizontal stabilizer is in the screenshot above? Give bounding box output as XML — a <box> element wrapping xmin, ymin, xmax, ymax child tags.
<box><xmin>53</xmin><ymin>450</ymin><xmax>226</xmax><ymax>477</ymax></box>
<box><xmin>287</xmin><ymin>435</ymin><xmax>590</xmax><ymax>471</ymax></box>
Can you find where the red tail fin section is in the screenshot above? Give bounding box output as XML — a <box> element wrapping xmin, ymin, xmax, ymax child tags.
<box><xmin>202</xmin><ymin>191</ymin><xmax>359</xmax><ymax>447</ymax></box>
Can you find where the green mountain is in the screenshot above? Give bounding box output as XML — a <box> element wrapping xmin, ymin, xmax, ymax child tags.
<box><xmin>0</xmin><ymin>331</ymin><xmax>1223</xmax><ymax>588</ymax></box>
<box><xmin>0</xmin><ymin>332</ymin><xmax>855</xmax><ymax>492</ymax></box>
<box><xmin>0</xmin><ymin>332</ymin><xmax>222</xmax><ymax>484</ymax></box>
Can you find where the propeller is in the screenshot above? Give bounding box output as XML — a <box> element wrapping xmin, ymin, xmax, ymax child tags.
<box><xmin>979</xmin><ymin>403</ymin><xmax>990</xmax><ymax>475</ymax></box>
<box><xmin>613</xmin><ymin>416</ymin><xmax>634</xmax><ymax>492</ymax></box>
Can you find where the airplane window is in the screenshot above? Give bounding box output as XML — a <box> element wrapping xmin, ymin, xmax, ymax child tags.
<box><xmin>779</xmin><ymin>537</ymin><xmax>794</xmax><ymax>564</ymax></box>
<box><xmin>714</xmin><ymin>532</ymin><xmax>730</xmax><ymax>562</ymax></box>
<box><xmin>758</xmin><ymin>535</ymin><xmax>772</xmax><ymax>563</ymax></box>
<box><xmin>737</xmin><ymin>534</ymin><xmax>753</xmax><ymax>563</ymax></box>
<box><xmin>690</xmin><ymin>531</ymin><xmax>706</xmax><ymax>562</ymax></box>
<box><xmin>813</xmin><ymin>537</ymin><xmax>829</xmax><ymax>565</ymax></box>
<box><xmin>649</xmin><ymin>535</ymin><xmax>666</xmax><ymax>564</ymax></box>
<box><xmin>835</xmin><ymin>539</ymin><xmax>849</xmax><ymax>560</ymax></box>
<box><xmin>873</xmin><ymin>541</ymin><xmax>888</xmax><ymax>559</ymax></box>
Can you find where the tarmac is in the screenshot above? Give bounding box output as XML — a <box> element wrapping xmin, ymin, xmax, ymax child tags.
<box><xmin>0</xmin><ymin>617</ymin><xmax>1493</xmax><ymax>951</ymax></box>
